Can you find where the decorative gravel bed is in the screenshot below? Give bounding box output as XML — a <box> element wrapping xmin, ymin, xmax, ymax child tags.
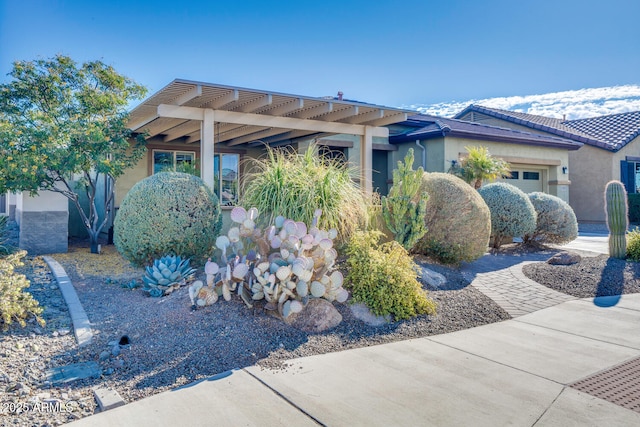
<box><xmin>522</xmin><ymin>254</ymin><xmax>640</xmax><ymax>298</ymax></box>
<box><xmin>1</xmin><ymin>243</ymin><xmax>509</xmax><ymax>426</ymax></box>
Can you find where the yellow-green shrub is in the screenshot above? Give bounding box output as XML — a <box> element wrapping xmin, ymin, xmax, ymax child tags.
<box><xmin>0</xmin><ymin>251</ymin><xmax>44</xmax><ymax>330</ymax></box>
<box><xmin>345</xmin><ymin>231</ymin><xmax>436</xmax><ymax>320</ymax></box>
<box><xmin>627</xmin><ymin>227</ymin><xmax>640</xmax><ymax>261</ymax></box>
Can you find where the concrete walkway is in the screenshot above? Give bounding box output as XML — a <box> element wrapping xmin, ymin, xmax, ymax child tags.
<box><xmin>65</xmin><ymin>234</ymin><xmax>640</xmax><ymax>426</ymax></box>
<box><xmin>67</xmin><ymin>295</ymin><xmax>640</xmax><ymax>427</ymax></box>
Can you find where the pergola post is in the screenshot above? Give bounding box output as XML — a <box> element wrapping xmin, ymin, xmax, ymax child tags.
<box><xmin>361</xmin><ymin>126</ymin><xmax>374</xmax><ymax>194</ymax></box>
<box><xmin>201</xmin><ymin>109</ymin><xmax>215</xmax><ymax>190</ymax></box>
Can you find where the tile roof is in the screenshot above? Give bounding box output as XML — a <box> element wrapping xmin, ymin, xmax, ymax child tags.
<box><xmin>455</xmin><ymin>105</ymin><xmax>640</xmax><ymax>152</ymax></box>
<box><xmin>390</xmin><ymin>114</ymin><xmax>583</xmax><ymax>150</ymax></box>
<box><xmin>563</xmin><ymin>111</ymin><xmax>640</xmax><ymax>150</ymax></box>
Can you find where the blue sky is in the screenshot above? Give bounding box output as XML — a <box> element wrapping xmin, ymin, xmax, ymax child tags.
<box><xmin>1</xmin><ymin>0</ymin><xmax>639</xmax><ymax>109</ymax></box>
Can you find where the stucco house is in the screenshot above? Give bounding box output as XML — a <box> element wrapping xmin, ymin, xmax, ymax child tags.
<box><xmin>388</xmin><ymin>115</ymin><xmax>581</xmax><ymax>201</ymax></box>
<box><xmin>456</xmin><ymin>105</ymin><xmax>640</xmax><ymax>222</ymax></box>
<box><xmin>120</xmin><ymin>80</ymin><xmax>413</xmax><ymax>229</ymax></box>
<box><xmin>6</xmin><ymin>80</ymin><xmax>585</xmax><ymax>254</ymax></box>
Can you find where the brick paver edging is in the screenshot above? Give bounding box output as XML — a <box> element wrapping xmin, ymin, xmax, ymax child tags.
<box><xmin>468</xmin><ymin>260</ymin><xmax>576</xmax><ymax>317</ymax></box>
<box><xmin>42</xmin><ymin>256</ymin><xmax>93</xmax><ymax>347</ymax></box>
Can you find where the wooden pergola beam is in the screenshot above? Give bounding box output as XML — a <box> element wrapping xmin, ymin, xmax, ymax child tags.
<box><xmin>157</xmin><ymin>104</ymin><xmax>389</xmax><ymax>137</ymax></box>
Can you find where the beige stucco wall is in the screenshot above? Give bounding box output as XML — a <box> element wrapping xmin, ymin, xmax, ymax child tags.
<box><xmin>567</xmin><ymin>145</ymin><xmax>612</xmax><ymax>222</ymax></box>
<box><xmin>568</xmin><ymin>136</ymin><xmax>640</xmax><ymax>223</ymax></box>
<box><xmin>389</xmin><ymin>135</ymin><xmax>571</xmax><ymax>200</ymax></box>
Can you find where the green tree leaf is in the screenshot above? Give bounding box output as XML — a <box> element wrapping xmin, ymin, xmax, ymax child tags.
<box><xmin>0</xmin><ymin>55</ymin><xmax>147</xmax><ymax>253</ymax></box>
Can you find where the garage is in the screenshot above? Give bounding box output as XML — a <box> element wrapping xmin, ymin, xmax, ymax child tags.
<box><xmin>500</xmin><ymin>167</ymin><xmax>545</xmax><ymax>193</ymax></box>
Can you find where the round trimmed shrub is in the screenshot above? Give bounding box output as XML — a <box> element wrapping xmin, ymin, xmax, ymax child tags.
<box><xmin>525</xmin><ymin>192</ymin><xmax>578</xmax><ymax>244</ymax></box>
<box><xmin>478</xmin><ymin>182</ymin><xmax>537</xmax><ymax>248</ymax></box>
<box><xmin>114</xmin><ymin>172</ymin><xmax>222</xmax><ymax>266</ymax></box>
<box><xmin>413</xmin><ymin>173</ymin><xmax>491</xmax><ymax>264</ymax></box>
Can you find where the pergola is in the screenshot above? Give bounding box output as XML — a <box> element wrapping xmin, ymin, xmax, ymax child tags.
<box><xmin>127</xmin><ymin>79</ymin><xmax>410</xmax><ymax>192</ymax></box>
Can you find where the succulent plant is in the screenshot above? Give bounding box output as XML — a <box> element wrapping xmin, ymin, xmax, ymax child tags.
<box><xmin>142</xmin><ymin>255</ymin><xmax>196</xmax><ymax>297</ymax></box>
<box><xmin>188</xmin><ymin>280</ymin><xmax>217</xmax><ymax>310</ymax></box>
<box><xmin>605</xmin><ymin>180</ymin><xmax>628</xmax><ymax>259</ymax></box>
<box><xmin>202</xmin><ymin>207</ymin><xmax>349</xmax><ymax>318</ymax></box>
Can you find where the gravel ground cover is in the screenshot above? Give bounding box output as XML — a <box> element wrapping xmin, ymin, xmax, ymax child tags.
<box><xmin>1</xmin><ymin>242</ymin><xmax>508</xmax><ymax>426</ymax></box>
<box><xmin>522</xmin><ymin>254</ymin><xmax>640</xmax><ymax>298</ymax></box>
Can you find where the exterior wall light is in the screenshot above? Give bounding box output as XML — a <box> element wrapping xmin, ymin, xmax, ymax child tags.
<box><xmin>562</xmin><ymin>166</ymin><xmax>568</xmax><ymax>174</ymax></box>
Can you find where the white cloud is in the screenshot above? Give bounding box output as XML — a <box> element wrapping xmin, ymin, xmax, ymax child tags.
<box><xmin>407</xmin><ymin>85</ymin><xmax>640</xmax><ymax>120</ymax></box>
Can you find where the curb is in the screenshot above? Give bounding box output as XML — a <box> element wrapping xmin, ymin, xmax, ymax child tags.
<box><xmin>42</xmin><ymin>256</ymin><xmax>93</xmax><ymax>347</ymax></box>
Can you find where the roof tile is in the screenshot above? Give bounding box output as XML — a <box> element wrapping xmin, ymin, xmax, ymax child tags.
<box><xmin>455</xmin><ymin>105</ymin><xmax>640</xmax><ymax>152</ymax></box>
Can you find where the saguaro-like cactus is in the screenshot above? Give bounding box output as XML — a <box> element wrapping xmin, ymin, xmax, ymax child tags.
<box><xmin>605</xmin><ymin>180</ymin><xmax>628</xmax><ymax>258</ymax></box>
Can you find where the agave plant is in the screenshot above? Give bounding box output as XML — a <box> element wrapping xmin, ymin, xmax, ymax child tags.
<box><xmin>142</xmin><ymin>255</ymin><xmax>196</xmax><ymax>297</ymax></box>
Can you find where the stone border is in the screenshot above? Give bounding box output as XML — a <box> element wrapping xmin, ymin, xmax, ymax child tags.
<box><xmin>42</xmin><ymin>256</ymin><xmax>93</xmax><ymax>347</ymax></box>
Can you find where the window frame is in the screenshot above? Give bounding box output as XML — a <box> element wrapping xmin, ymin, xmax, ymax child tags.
<box><xmin>214</xmin><ymin>153</ymin><xmax>240</xmax><ymax>207</ymax></box>
<box><xmin>152</xmin><ymin>149</ymin><xmax>196</xmax><ymax>174</ymax></box>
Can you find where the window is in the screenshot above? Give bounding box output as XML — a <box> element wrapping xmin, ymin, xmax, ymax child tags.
<box><xmin>505</xmin><ymin>171</ymin><xmax>519</xmax><ymax>179</ymax></box>
<box><xmin>153</xmin><ymin>150</ymin><xmax>196</xmax><ymax>174</ymax></box>
<box><xmin>523</xmin><ymin>171</ymin><xmax>540</xmax><ymax>180</ymax></box>
<box><xmin>214</xmin><ymin>153</ymin><xmax>239</xmax><ymax>206</ymax></box>
<box><xmin>318</xmin><ymin>145</ymin><xmax>346</xmax><ymax>164</ymax></box>
<box><xmin>152</xmin><ymin>150</ymin><xmax>239</xmax><ymax>206</ymax></box>
<box><xmin>0</xmin><ymin>193</ymin><xmax>6</xmax><ymax>215</ymax></box>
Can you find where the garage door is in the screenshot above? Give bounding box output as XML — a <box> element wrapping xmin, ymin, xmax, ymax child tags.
<box><xmin>500</xmin><ymin>169</ymin><xmax>543</xmax><ymax>193</ymax></box>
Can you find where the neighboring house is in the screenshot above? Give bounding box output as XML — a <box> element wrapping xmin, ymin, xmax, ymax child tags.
<box><xmin>456</xmin><ymin>105</ymin><xmax>640</xmax><ymax>222</ymax></box>
<box><xmin>388</xmin><ymin>115</ymin><xmax>582</xmax><ymax>201</ymax></box>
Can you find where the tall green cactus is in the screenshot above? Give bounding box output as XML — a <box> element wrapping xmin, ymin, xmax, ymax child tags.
<box><xmin>382</xmin><ymin>149</ymin><xmax>428</xmax><ymax>250</ymax></box>
<box><xmin>605</xmin><ymin>180</ymin><xmax>628</xmax><ymax>258</ymax></box>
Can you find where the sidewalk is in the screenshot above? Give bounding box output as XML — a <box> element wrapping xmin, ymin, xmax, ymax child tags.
<box><xmin>66</xmin><ymin>235</ymin><xmax>640</xmax><ymax>426</ymax></box>
<box><xmin>67</xmin><ymin>295</ymin><xmax>640</xmax><ymax>427</ymax></box>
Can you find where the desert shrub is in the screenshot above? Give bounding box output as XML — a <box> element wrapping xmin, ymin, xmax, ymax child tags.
<box><xmin>413</xmin><ymin>173</ymin><xmax>491</xmax><ymax>264</ymax></box>
<box><xmin>525</xmin><ymin>192</ymin><xmax>578</xmax><ymax>244</ymax></box>
<box><xmin>382</xmin><ymin>148</ymin><xmax>427</xmax><ymax>250</ymax></box>
<box><xmin>478</xmin><ymin>182</ymin><xmax>537</xmax><ymax>248</ymax></box>
<box><xmin>114</xmin><ymin>172</ymin><xmax>222</xmax><ymax>266</ymax></box>
<box><xmin>241</xmin><ymin>145</ymin><xmax>371</xmax><ymax>244</ymax></box>
<box><xmin>345</xmin><ymin>230</ymin><xmax>436</xmax><ymax>320</ymax></box>
<box><xmin>0</xmin><ymin>250</ymin><xmax>44</xmax><ymax>330</ymax></box>
<box><xmin>627</xmin><ymin>227</ymin><xmax>640</xmax><ymax>261</ymax></box>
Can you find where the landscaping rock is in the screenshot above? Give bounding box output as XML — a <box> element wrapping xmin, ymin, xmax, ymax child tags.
<box><xmin>349</xmin><ymin>303</ymin><xmax>390</xmax><ymax>326</ymax></box>
<box><xmin>547</xmin><ymin>251</ymin><xmax>581</xmax><ymax>265</ymax></box>
<box><xmin>289</xmin><ymin>299</ymin><xmax>342</xmax><ymax>333</ymax></box>
<box><xmin>111</xmin><ymin>344</ymin><xmax>121</xmax><ymax>357</ymax></box>
<box><xmin>420</xmin><ymin>266</ymin><xmax>447</xmax><ymax>289</ymax></box>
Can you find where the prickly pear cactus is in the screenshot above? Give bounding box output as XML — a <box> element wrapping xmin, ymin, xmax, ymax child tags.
<box><xmin>605</xmin><ymin>180</ymin><xmax>629</xmax><ymax>258</ymax></box>
<box><xmin>202</xmin><ymin>206</ymin><xmax>348</xmax><ymax>318</ymax></box>
<box><xmin>142</xmin><ymin>255</ymin><xmax>196</xmax><ymax>297</ymax></box>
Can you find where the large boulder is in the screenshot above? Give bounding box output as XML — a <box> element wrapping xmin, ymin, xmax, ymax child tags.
<box><xmin>547</xmin><ymin>251</ymin><xmax>581</xmax><ymax>265</ymax></box>
<box><xmin>287</xmin><ymin>299</ymin><xmax>342</xmax><ymax>333</ymax></box>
